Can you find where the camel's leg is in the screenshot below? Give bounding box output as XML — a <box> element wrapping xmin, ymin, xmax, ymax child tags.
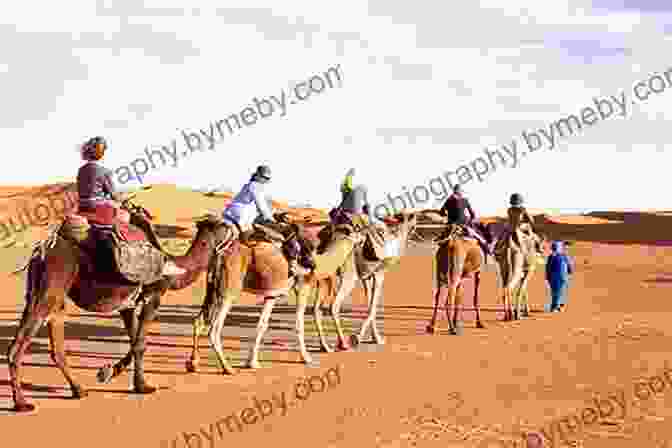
<box><xmin>246</xmin><ymin>296</ymin><xmax>277</xmax><ymax>369</ymax></box>
<box><xmin>312</xmin><ymin>283</ymin><xmax>333</xmax><ymax>353</ymax></box>
<box><xmin>427</xmin><ymin>286</ymin><xmax>447</xmax><ymax>334</ymax></box>
<box><xmin>354</xmin><ymin>275</ymin><xmax>376</xmax><ymax>343</ymax></box>
<box><xmin>186</xmin><ymin>312</ymin><xmax>206</xmax><ymax>373</ymax></box>
<box><xmin>366</xmin><ymin>272</ymin><xmax>386</xmax><ymax>344</ymax></box>
<box><xmin>449</xmin><ymin>281</ymin><xmax>464</xmax><ymax>335</ymax></box>
<box><xmin>444</xmin><ymin>280</ymin><xmax>460</xmax><ymax>335</ymax></box>
<box><xmin>97</xmin><ymin>307</ymin><xmax>139</xmax><ymax>383</ymax></box>
<box><xmin>209</xmin><ymin>292</ymin><xmax>237</xmax><ymax>374</ymax></box>
<box><xmin>7</xmin><ymin>311</ymin><xmax>48</xmax><ymax>412</ymax></box>
<box><xmin>188</xmin><ymin>280</ymin><xmax>219</xmax><ymax>373</ymax></box>
<box><xmin>332</xmin><ymin>271</ymin><xmax>357</xmax><ymax>350</ymax></box>
<box><xmin>132</xmin><ymin>293</ymin><xmax>160</xmax><ymax>394</ymax></box>
<box><xmin>518</xmin><ymin>268</ymin><xmax>532</xmax><ymax>317</ymax></box>
<box><xmin>294</xmin><ymin>284</ymin><xmax>314</xmax><ymax>365</ymax></box>
<box><xmin>47</xmin><ymin>306</ymin><xmax>87</xmax><ymax>399</ymax></box>
<box><xmin>473</xmin><ymin>271</ymin><xmax>484</xmax><ymax>329</ymax></box>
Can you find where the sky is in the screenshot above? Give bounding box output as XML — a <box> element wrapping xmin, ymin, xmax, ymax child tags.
<box><xmin>1</xmin><ymin>0</ymin><xmax>671</xmax><ymax>216</ymax></box>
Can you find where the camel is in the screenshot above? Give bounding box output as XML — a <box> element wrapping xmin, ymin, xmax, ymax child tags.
<box><xmin>297</xmin><ymin>213</ymin><xmax>418</xmax><ymax>351</ymax></box>
<box><xmin>425</xmin><ymin>221</ymin><xmax>494</xmax><ymax>335</ymax></box>
<box><xmin>5</xmin><ymin>199</ymin><xmax>235</xmax><ymax>413</ymax></box>
<box><xmin>493</xmin><ymin>225</ymin><xmax>546</xmax><ymax>321</ymax></box>
<box><xmin>186</xmin><ymin>219</ymin><xmax>367</xmax><ymax>373</ymax></box>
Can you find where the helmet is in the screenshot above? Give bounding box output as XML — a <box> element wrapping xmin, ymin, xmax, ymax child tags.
<box><xmin>510</xmin><ymin>193</ymin><xmax>523</xmax><ymax>206</ymax></box>
<box><xmin>253</xmin><ymin>165</ymin><xmax>271</xmax><ymax>181</ymax></box>
<box><xmin>81</xmin><ymin>136</ymin><xmax>107</xmax><ymax>161</ymax></box>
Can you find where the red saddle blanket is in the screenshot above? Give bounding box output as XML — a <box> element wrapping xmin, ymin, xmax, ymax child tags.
<box><xmin>74</xmin><ymin>204</ymin><xmax>146</xmax><ymax>242</ymax></box>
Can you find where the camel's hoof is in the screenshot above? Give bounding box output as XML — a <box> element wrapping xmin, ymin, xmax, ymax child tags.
<box><xmin>319</xmin><ymin>345</ymin><xmax>334</xmax><ymax>353</ymax></box>
<box><xmin>133</xmin><ymin>382</ymin><xmax>157</xmax><ymax>394</ymax></box>
<box><xmin>72</xmin><ymin>385</ymin><xmax>88</xmax><ymax>399</ymax></box>
<box><xmin>373</xmin><ymin>337</ymin><xmax>385</xmax><ymax>345</ymax></box>
<box><xmin>97</xmin><ymin>364</ymin><xmax>114</xmax><ymax>384</ymax></box>
<box><xmin>476</xmin><ymin>322</ymin><xmax>485</xmax><ymax>329</ymax></box>
<box><xmin>302</xmin><ymin>358</ymin><xmax>316</xmax><ymax>367</ymax></box>
<box><xmin>13</xmin><ymin>402</ymin><xmax>36</xmax><ymax>413</ymax></box>
<box><xmin>336</xmin><ymin>340</ymin><xmax>352</xmax><ymax>351</ymax></box>
<box><xmin>426</xmin><ymin>325</ymin><xmax>436</xmax><ymax>334</ymax></box>
<box><xmin>246</xmin><ymin>360</ymin><xmax>262</xmax><ymax>370</ymax></box>
<box><xmin>349</xmin><ymin>334</ymin><xmax>361</xmax><ymax>347</ymax></box>
<box><xmin>185</xmin><ymin>360</ymin><xmax>199</xmax><ymax>373</ymax></box>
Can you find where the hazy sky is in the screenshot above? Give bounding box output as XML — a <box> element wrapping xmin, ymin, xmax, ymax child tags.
<box><xmin>1</xmin><ymin>0</ymin><xmax>671</xmax><ymax>215</ymax></box>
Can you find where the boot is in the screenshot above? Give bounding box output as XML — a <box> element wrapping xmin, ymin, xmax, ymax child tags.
<box><xmin>162</xmin><ymin>260</ymin><xmax>186</xmax><ymax>276</ymax></box>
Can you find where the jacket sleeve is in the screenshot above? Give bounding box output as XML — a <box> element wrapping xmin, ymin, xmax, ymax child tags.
<box><xmin>465</xmin><ymin>199</ymin><xmax>476</xmax><ymax>221</ymax></box>
<box><xmin>100</xmin><ymin>167</ymin><xmax>120</xmax><ymax>201</ymax></box>
<box><xmin>252</xmin><ymin>183</ymin><xmax>275</xmax><ymax>221</ymax></box>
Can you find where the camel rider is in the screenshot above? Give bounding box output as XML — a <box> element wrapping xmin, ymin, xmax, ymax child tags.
<box><xmin>222</xmin><ymin>166</ymin><xmax>313</xmax><ymax>274</ymax></box>
<box><xmin>223</xmin><ymin>165</ymin><xmax>276</xmax><ymax>234</ymax></box>
<box><xmin>340</xmin><ymin>168</ymin><xmax>355</xmax><ymax>203</ymax></box>
<box><xmin>439</xmin><ymin>185</ymin><xmax>491</xmax><ymax>258</ymax></box>
<box><xmin>77</xmin><ymin>136</ymin><xmax>185</xmax><ymax>276</ymax></box>
<box><xmin>507</xmin><ymin>193</ymin><xmax>536</xmax><ymax>247</ymax></box>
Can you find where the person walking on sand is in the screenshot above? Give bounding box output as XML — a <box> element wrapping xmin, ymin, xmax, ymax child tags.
<box><xmin>546</xmin><ymin>241</ymin><xmax>573</xmax><ymax>312</ymax></box>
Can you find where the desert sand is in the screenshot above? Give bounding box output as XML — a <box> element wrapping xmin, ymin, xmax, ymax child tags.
<box><xmin>0</xmin><ymin>183</ymin><xmax>671</xmax><ymax>448</ymax></box>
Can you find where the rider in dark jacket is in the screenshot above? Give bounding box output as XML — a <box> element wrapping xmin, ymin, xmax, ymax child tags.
<box><xmin>439</xmin><ymin>185</ymin><xmax>491</xmax><ymax>258</ymax></box>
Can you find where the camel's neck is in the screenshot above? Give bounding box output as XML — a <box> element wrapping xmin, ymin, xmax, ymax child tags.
<box><xmin>168</xmin><ymin>236</ymin><xmax>211</xmax><ymax>290</ymax></box>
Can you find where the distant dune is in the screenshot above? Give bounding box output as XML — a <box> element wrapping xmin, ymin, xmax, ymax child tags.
<box><xmin>0</xmin><ymin>182</ymin><xmax>669</xmax><ymax>248</ymax></box>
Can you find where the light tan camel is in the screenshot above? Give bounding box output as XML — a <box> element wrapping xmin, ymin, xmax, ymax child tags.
<box><xmin>303</xmin><ymin>214</ymin><xmax>418</xmax><ymax>351</ymax></box>
<box><xmin>186</xmin><ymin>221</ymin><xmax>366</xmax><ymax>373</ymax></box>
<box><xmin>426</xmin><ymin>223</ymin><xmax>491</xmax><ymax>335</ymax></box>
<box><xmin>494</xmin><ymin>226</ymin><xmax>546</xmax><ymax>321</ymax></box>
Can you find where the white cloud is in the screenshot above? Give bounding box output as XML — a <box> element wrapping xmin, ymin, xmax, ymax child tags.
<box><xmin>2</xmin><ymin>0</ymin><xmax>672</xmax><ymax>216</ymax></box>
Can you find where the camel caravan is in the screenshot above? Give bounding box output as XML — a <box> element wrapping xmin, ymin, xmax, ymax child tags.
<box><xmin>5</xmin><ymin>138</ymin><xmax>547</xmax><ymax>412</ymax></box>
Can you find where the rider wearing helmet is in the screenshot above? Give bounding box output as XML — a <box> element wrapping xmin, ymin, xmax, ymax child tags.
<box><xmin>223</xmin><ymin>165</ymin><xmax>276</xmax><ymax>233</ymax></box>
<box><xmin>222</xmin><ymin>165</ymin><xmax>313</xmax><ymax>275</ymax></box>
<box><xmin>77</xmin><ymin>136</ymin><xmax>185</xmax><ymax>276</ymax></box>
<box><xmin>439</xmin><ymin>184</ymin><xmax>491</xmax><ymax>259</ymax></box>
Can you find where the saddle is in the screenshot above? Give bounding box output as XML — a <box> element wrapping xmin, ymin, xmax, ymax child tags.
<box><xmin>434</xmin><ymin>224</ymin><xmax>473</xmax><ymax>245</ymax></box>
<box><xmin>246</xmin><ymin>222</ymin><xmax>317</xmax><ymax>273</ymax></box>
<box><xmin>60</xmin><ymin>209</ymin><xmax>167</xmax><ymax>285</ymax></box>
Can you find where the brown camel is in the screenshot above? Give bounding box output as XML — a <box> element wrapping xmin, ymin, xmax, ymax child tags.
<box><xmin>6</xmin><ymin>203</ymin><xmax>233</xmax><ymax>413</ymax></box>
<box><xmin>426</xmin><ymin>221</ymin><xmax>493</xmax><ymax>335</ymax></box>
<box><xmin>300</xmin><ymin>213</ymin><xmax>418</xmax><ymax>351</ymax></box>
<box><xmin>186</xmin><ymin>220</ymin><xmax>366</xmax><ymax>373</ymax></box>
<box><xmin>493</xmin><ymin>225</ymin><xmax>546</xmax><ymax>321</ymax></box>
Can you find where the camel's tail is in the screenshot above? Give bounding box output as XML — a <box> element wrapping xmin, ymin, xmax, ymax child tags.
<box><xmin>12</xmin><ymin>227</ymin><xmax>59</xmax><ymax>315</ymax></box>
